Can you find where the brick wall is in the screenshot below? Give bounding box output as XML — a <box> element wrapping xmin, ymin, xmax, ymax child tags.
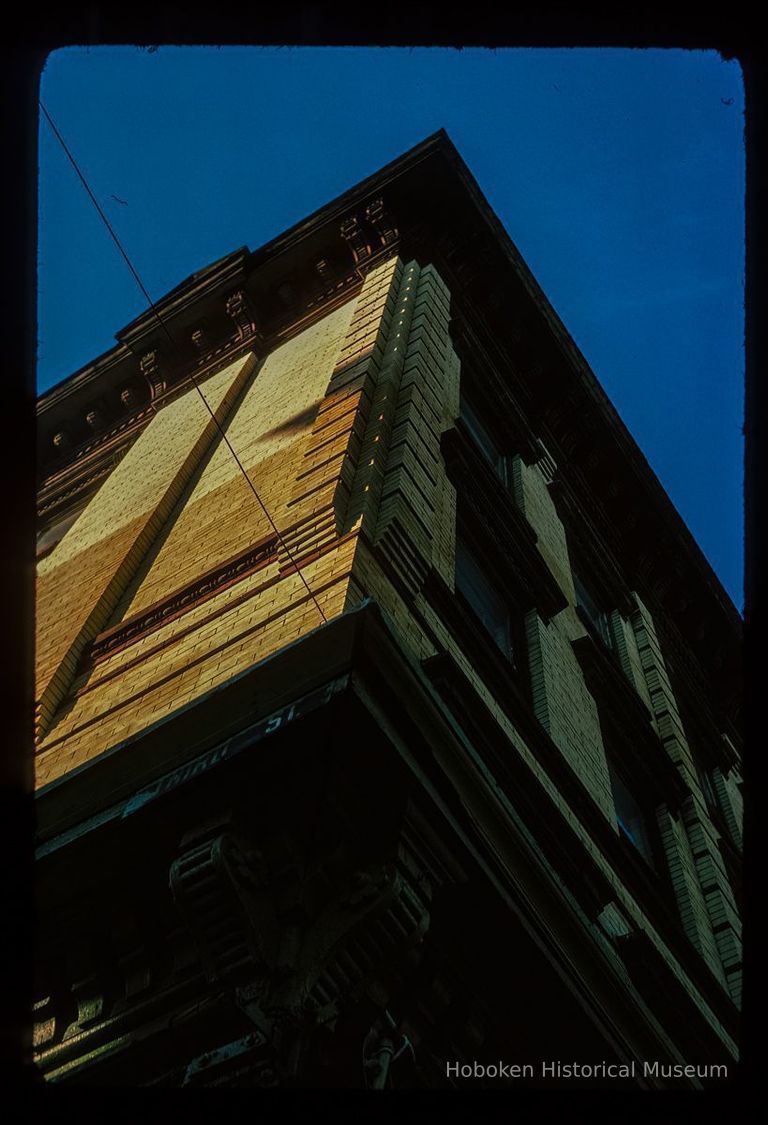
<box><xmin>36</xmin><ymin>260</ymin><xmax>412</xmax><ymax>788</ymax></box>
<box><xmin>630</xmin><ymin>595</ymin><xmax>742</xmax><ymax>1004</ymax></box>
<box><xmin>513</xmin><ymin>450</ymin><xmax>615</xmax><ymax>823</ymax></box>
<box><xmin>35</xmin><ymin>355</ymin><xmax>256</xmax><ymax>739</ymax></box>
<box><xmin>35</xmin><ymin>256</ymin><xmax>740</xmax><ymax>1043</ymax></box>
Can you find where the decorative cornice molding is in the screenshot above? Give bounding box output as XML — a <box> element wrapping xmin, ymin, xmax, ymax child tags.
<box><xmin>38</xmin><ymin>462</ymin><xmax>116</xmax><ymax>520</ymax></box>
<box><xmin>140</xmin><ymin>349</ymin><xmax>167</xmax><ymax>403</ymax></box>
<box><xmin>225</xmin><ymin>288</ymin><xmax>259</xmax><ymax>344</ymax></box>
<box><xmin>38</xmin><ymin>271</ymin><xmax>360</xmax><ymax>501</ymax></box>
<box><xmin>340</xmin><ymin>214</ymin><xmax>370</xmax><ymax>269</ymax></box>
<box><xmin>365</xmin><ymin>197</ymin><xmax>398</xmax><ymax>250</ymax></box>
<box><xmin>38</xmin><ymin>331</ymin><xmax>264</xmax><ymax>514</ymax></box>
<box><xmin>38</xmin><ymin>412</ymin><xmax>153</xmax><ymax>519</ymax></box>
<box><xmin>190</xmin><ymin>323</ymin><xmax>210</xmax><ymax>357</ymax></box>
<box><xmin>89</xmin><ymin>535</ymin><xmax>279</xmax><ymax>664</ymax></box>
<box><xmin>340</xmin><ymin>196</ymin><xmax>399</xmax><ymax>275</ymax></box>
<box><xmin>35</xmin><ymin>130</ymin><xmax>740</xmax><ymax>715</ymax></box>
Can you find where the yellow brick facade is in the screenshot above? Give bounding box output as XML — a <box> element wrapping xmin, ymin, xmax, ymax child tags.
<box><xmin>36</xmin><ymin>259</ymin><xmax>410</xmax><ymax>784</ymax></box>
<box><xmin>35</xmin><ymin>254</ymin><xmax>740</xmax><ymax>1055</ymax></box>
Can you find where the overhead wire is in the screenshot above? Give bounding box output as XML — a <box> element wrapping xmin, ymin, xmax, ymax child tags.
<box><xmin>41</xmin><ymin>105</ymin><xmax>356</xmax><ymax>1081</ymax></box>
<box><xmin>40</xmin><ymin>100</ymin><xmax>327</xmax><ymax>625</ymax></box>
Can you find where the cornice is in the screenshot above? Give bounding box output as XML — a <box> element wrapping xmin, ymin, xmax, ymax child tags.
<box><xmin>35</xmin><ymin>129</ymin><xmax>742</xmax><ymax>702</ymax></box>
<box><xmin>37</xmin><ymin>341</ymin><xmax>133</xmax><ymax>414</ymax></box>
<box><xmin>36</xmin><ymin>133</ymin><xmax>444</xmax><ymax>418</ymax></box>
<box><xmin>113</xmin><ymin>248</ymin><xmax>251</xmax><ymax>349</ymax></box>
<box><xmin>242</xmin><ymin>130</ymin><xmax>444</xmax><ymax>271</ymax></box>
<box><xmin>429</xmin><ymin>137</ymin><xmax>742</xmax><ymax>656</ymax></box>
<box><xmin>36</xmin><ymin>199</ymin><xmax>399</xmax><ymax>508</ymax></box>
<box><xmin>436</xmin><ymin>140</ymin><xmax>741</xmax><ymax>608</ymax></box>
<box><xmin>36</xmin><ymin>249</ymin><xmax>251</xmax><ymax>416</ymax></box>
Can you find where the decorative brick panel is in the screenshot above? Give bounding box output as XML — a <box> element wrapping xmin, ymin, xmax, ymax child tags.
<box><xmin>631</xmin><ymin>594</ymin><xmax>742</xmax><ymax>1001</ymax></box>
<box><xmin>35</xmin><ymin>354</ymin><xmax>256</xmax><ymax>739</ymax></box>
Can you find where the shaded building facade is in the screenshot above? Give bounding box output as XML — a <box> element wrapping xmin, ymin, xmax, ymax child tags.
<box><xmin>33</xmin><ymin>132</ymin><xmax>743</xmax><ymax>1088</ymax></box>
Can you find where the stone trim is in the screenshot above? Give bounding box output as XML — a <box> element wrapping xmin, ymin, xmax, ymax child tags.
<box><xmin>89</xmin><ymin>534</ymin><xmax>280</xmax><ymax>664</ymax></box>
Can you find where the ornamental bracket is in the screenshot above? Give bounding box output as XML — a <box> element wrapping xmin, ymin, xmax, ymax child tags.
<box><xmin>340</xmin><ymin>214</ymin><xmax>372</xmax><ymax>270</ymax></box>
<box><xmin>139</xmin><ymin>349</ymin><xmax>167</xmax><ymax>403</ymax></box>
<box><xmin>365</xmin><ymin>197</ymin><xmax>399</xmax><ymax>250</ymax></box>
<box><xmin>226</xmin><ymin>289</ymin><xmax>260</xmax><ymax>345</ymax></box>
<box><xmin>340</xmin><ymin>197</ymin><xmax>399</xmax><ymax>274</ymax></box>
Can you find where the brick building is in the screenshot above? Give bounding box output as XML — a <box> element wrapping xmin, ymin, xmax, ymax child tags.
<box><xmin>33</xmin><ymin>132</ymin><xmax>743</xmax><ymax>1088</ymax></box>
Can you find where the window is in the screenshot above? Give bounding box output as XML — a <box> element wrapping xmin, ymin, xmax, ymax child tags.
<box><xmin>460</xmin><ymin>399</ymin><xmax>510</xmax><ymax>486</ymax></box>
<box><xmin>455</xmin><ymin>536</ymin><xmax>514</xmax><ymax>662</ymax></box>
<box><xmin>573</xmin><ymin>570</ymin><xmax>612</xmax><ymax>649</ymax></box>
<box><xmin>696</xmin><ymin>764</ymin><xmax>718</xmax><ymax>815</ymax></box>
<box><xmin>608</xmin><ymin>763</ymin><xmax>655</xmax><ymax>868</ymax></box>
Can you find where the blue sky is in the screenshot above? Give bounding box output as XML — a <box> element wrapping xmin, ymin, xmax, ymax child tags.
<box><xmin>38</xmin><ymin>47</ymin><xmax>744</xmax><ymax>609</ymax></box>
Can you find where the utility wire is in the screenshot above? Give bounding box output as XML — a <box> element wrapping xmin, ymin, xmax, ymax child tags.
<box><xmin>40</xmin><ymin>101</ymin><xmax>327</xmax><ymax>625</ymax></box>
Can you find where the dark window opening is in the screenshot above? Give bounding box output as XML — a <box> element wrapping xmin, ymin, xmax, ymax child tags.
<box><xmin>455</xmin><ymin>537</ymin><xmax>514</xmax><ymax>664</ymax></box>
<box><xmin>697</xmin><ymin>765</ymin><xmax>718</xmax><ymax>815</ymax></box>
<box><xmin>573</xmin><ymin>570</ymin><xmax>612</xmax><ymax>649</ymax></box>
<box><xmin>461</xmin><ymin>399</ymin><xmax>510</xmax><ymax>487</ymax></box>
<box><xmin>608</xmin><ymin>763</ymin><xmax>655</xmax><ymax>868</ymax></box>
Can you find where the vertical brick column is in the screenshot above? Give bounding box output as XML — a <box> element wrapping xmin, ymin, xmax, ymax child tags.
<box><xmin>711</xmin><ymin>763</ymin><xmax>743</xmax><ymax>851</ymax></box>
<box><xmin>631</xmin><ymin>594</ymin><xmax>742</xmax><ymax>1003</ymax></box>
<box><xmin>279</xmin><ymin>257</ymin><xmax>403</xmax><ymax>568</ymax></box>
<box><xmin>510</xmin><ymin>448</ymin><xmax>575</xmax><ymax>605</ymax></box>
<box><xmin>431</xmin><ymin>345</ymin><xmax>461</xmax><ymax>590</ymax></box>
<box><xmin>515</xmin><ymin>446</ymin><xmax>615</xmax><ymax>823</ymax></box>
<box><xmin>607</xmin><ymin>610</ymin><xmax>655</xmax><ymax>715</ymax></box>
<box><xmin>336</xmin><ymin>257</ymin><xmax>420</xmax><ymax>545</ymax></box>
<box><xmin>370</xmin><ymin>263</ymin><xmax>460</xmax><ymax>593</ymax></box>
<box><xmin>306</xmin><ymin>257</ymin><xmax>461</xmax><ymax>600</ymax></box>
<box><xmin>525</xmin><ymin>609</ymin><xmax>616</xmax><ymax>824</ymax></box>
